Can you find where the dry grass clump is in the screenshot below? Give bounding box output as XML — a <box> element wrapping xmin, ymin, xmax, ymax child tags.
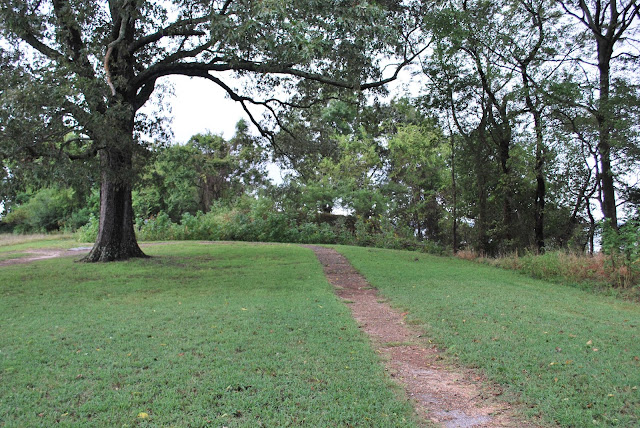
<box><xmin>457</xmin><ymin>249</ymin><xmax>639</xmax><ymax>294</ymax></box>
<box><xmin>0</xmin><ymin>233</ymin><xmax>72</xmax><ymax>247</ymax></box>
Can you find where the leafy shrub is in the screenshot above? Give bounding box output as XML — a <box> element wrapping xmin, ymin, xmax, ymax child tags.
<box><xmin>601</xmin><ymin>219</ymin><xmax>640</xmax><ymax>288</ymax></box>
<box><xmin>74</xmin><ymin>196</ymin><xmax>440</xmax><ymax>253</ymax></box>
<box><xmin>76</xmin><ymin>214</ymin><xmax>99</xmax><ymax>242</ymax></box>
<box><xmin>3</xmin><ymin>188</ymin><xmax>79</xmax><ymax>233</ymax></box>
<box><xmin>136</xmin><ymin>211</ymin><xmax>177</xmax><ymax>241</ymax></box>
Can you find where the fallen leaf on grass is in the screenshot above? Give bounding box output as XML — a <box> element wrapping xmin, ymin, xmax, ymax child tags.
<box><xmin>137</xmin><ymin>412</ymin><xmax>149</xmax><ymax>419</ymax></box>
<box><xmin>586</xmin><ymin>340</ymin><xmax>593</xmax><ymax>345</ymax></box>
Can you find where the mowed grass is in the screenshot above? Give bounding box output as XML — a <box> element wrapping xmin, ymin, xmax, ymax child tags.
<box><xmin>0</xmin><ymin>233</ymin><xmax>78</xmax><ymax>252</ymax></box>
<box><xmin>336</xmin><ymin>246</ymin><xmax>640</xmax><ymax>427</ymax></box>
<box><xmin>0</xmin><ymin>242</ymin><xmax>416</xmax><ymax>427</ymax></box>
<box><xmin>0</xmin><ymin>253</ymin><xmax>35</xmax><ymax>263</ymax></box>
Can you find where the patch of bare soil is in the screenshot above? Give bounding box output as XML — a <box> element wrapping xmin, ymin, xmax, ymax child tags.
<box><xmin>0</xmin><ymin>242</ymin><xmax>182</xmax><ymax>267</ymax></box>
<box><xmin>304</xmin><ymin>245</ymin><xmax>538</xmax><ymax>428</ymax></box>
<box><xmin>0</xmin><ymin>248</ymin><xmax>90</xmax><ymax>267</ymax></box>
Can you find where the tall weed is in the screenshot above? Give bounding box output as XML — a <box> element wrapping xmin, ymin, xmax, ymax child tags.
<box><xmin>461</xmin><ymin>250</ymin><xmax>639</xmax><ymax>294</ymax></box>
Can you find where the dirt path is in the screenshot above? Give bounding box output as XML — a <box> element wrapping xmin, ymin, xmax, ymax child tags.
<box><xmin>0</xmin><ymin>242</ymin><xmax>177</xmax><ymax>267</ymax></box>
<box><xmin>304</xmin><ymin>245</ymin><xmax>537</xmax><ymax>428</ymax></box>
<box><xmin>0</xmin><ymin>247</ymin><xmax>92</xmax><ymax>267</ymax></box>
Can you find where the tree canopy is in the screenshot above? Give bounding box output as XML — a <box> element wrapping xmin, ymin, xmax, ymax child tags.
<box><xmin>0</xmin><ymin>0</ymin><xmax>422</xmax><ymax>260</ymax></box>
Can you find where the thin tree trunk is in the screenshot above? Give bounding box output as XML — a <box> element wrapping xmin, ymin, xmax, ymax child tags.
<box><xmin>522</xmin><ymin>74</ymin><xmax>546</xmax><ymax>253</ymax></box>
<box><xmin>587</xmin><ymin>201</ymin><xmax>596</xmax><ymax>255</ymax></box>
<box><xmin>596</xmin><ymin>44</ymin><xmax>617</xmax><ymax>230</ymax></box>
<box><xmin>475</xmin><ymin>130</ymin><xmax>490</xmax><ymax>255</ymax></box>
<box><xmin>450</xmin><ymin>133</ymin><xmax>458</xmax><ymax>253</ymax></box>
<box><xmin>497</xmin><ymin>133</ymin><xmax>513</xmax><ymax>247</ymax></box>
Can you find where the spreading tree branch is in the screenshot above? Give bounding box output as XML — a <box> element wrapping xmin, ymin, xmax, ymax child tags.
<box><xmin>128</xmin><ymin>16</ymin><xmax>210</xmax><ymax>54</ymax></box>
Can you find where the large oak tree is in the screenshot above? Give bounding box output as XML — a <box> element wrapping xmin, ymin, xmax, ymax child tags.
<box><xmin>0</xmin><ymin>0</ymin><xmax>419</xmax><ymax>261</ymax></box>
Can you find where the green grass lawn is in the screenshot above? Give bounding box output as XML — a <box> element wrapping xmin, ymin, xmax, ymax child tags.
<box><xmin>0</xmin><ymin>242</ymin><xmax>416</xmax><ymax>427</ymax></box>
<box><xmin>0</xmin><ymin>233</ymin><xmax>78</xmax><ymax>252</ymax></box>
<box><xmin>0</xmin><ymin>253</ymin><xmax>34</xmax><ymax>262</ymax></box>
<box><xmin>335</xmin><ymin>246</ymin><xmax>640</xmax><ymax>427</ymax></box>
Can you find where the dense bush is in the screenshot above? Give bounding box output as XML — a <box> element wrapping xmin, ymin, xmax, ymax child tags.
<box><xmin>2</xmin><ymin>188</ymin><xmax>90</xmax><ymax>233</ymax></box>
<box><xmin>75</xmin><ymin>197</ymin><xmax>439</xmax><ymax>253</ymax></box>
<box><xmin>76</xmin><ymin>214</ymin><xmax>99</xmax><ymax>242</ymax></box>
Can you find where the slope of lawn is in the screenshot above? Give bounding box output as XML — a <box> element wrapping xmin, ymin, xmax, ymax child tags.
<box><xmin>0</xmin><ymin>242</ymin><xmax>416</xmax><ymax>427</ymax></box>
<box><xmin>336</xmin><ymin>245</ymin><xmax>640</xmax><ymax>427</ymax></box>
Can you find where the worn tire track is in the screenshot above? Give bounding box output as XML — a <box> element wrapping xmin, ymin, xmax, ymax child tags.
<box><xmin>304</xmin><ymin>245</ymin><xmax>538</xmax><ymax>428</ymax></box>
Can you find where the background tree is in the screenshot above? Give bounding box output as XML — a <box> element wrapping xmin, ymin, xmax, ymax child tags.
<box><xmin>557</xmin><ymin>0</ymin><xmax>640</xmax><ymax>229</ymax></box>
<box><xmin>134</xmin><ymin>120</ymin><xmax>267</xmax><ymax>220</ymax></box>
<box><xmin>387</xmin><ymin>122</ymin><xmax>448</xmax><ymax>241</ymax></box>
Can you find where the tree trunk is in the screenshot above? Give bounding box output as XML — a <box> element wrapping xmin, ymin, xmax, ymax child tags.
<box><xmin>476</xmin><ymin>170</ymin><xmax>489</xmax><ymax>255</ymax></box>
<box><xmin>587</xmin><ymin>201</ymin><xmax>596</xmax><ymax>255</ymax></box>
<box><xmin>450</xmin><ymin>133</ymin><xmax>458</xmax><ymax>253</ymax></box>
<box><xmin>497</xmin><ymin>133</ymin><xmax>513</xmax><ymax>248</ymax></box>
<box><xmin>523</xmin><ymin>74</ymin><xmax>546</xmax><ymax>253</ymax></box>
<box><xmin>534</xmin><ymin>155</ymin><xmax>546</xmax><ymax>252</ymax></box>
<box><xmin>475</xmin><ymin>131</ymin><xmax>490</xmax><ymax>255</ymax></box>
<box><xmin>596</xmin><ymin>41</ymin><xmax>618</xmax><ymax>230</ymax></box>
<box><xmin>82</xmin><ymin>125</ymin><xmax>146</xmax><ymax>262</ymax></box>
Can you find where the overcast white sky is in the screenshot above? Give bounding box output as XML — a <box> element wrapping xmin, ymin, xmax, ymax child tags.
<box><xmin>165</xmin><ymin>75</ymin><xmax>249</xmax><ymax>144</ymax></box>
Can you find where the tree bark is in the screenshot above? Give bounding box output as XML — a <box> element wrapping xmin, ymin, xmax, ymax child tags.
<box><xmin>475</xmin><ymin>128</ymin><xmax>491</xmax><ymax>255</ymax></box>
<box><xmin>573</xmin><ymin>0</ymin><xmax>624</xmax><ymax>230</ymax></box>
<box><xmin>81</xmin><ymin>104</ymin><xmax>146</xmax><ymax>262</ymax></box>
<box><xmin>497</xmin><ymin>133</ymin><xmax>513</xmax><ymax>247</ymax></box>
<box><xmin>450</xmin><ymin>133</ymin><xmax>458</xmax><ymax>253</ymax></box>
<box><xmin>81</xmin><ymin>147</ymin><xmax>146</xmax><ymax>262</ymax></box>
<box><xmin>597</xmin><ymin>55</ymin><xmax>617</xmax><ymax>229</ymax></box>
<box><xmin>522</xmin><ymin>73</ymin><xmax>546</xmax><ymax>253</ymax></box>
